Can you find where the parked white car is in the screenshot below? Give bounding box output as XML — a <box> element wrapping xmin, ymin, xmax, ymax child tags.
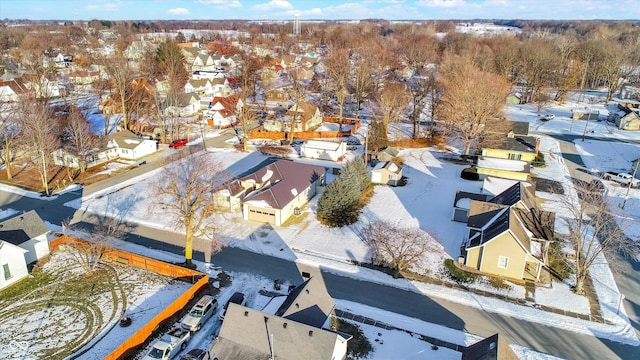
<box><xmin>180</xmin><ymin>295</ymin><xmax>217</xmax><ymax>332</ymax></box>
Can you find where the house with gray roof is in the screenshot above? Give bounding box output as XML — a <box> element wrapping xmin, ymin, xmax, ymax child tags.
<box><xmin>0</xmin><ymin>211</ymin><xmax>55</xmax><ymax>289</ymax></box>
<box><xmin>481</xmin><ymin>120</ymin><xmax>539</xmax><ymax>162</ymax></box>
<box><xmin>0</xmin><ymin>210</ymin><xmax>51</xmax><ymax>265</ymax></box>
<box><xmin>208</xmin><ymin>275</ymin><xmax>350</xmax><ymax>360</ymax></box>
<box><xmin>460</xmin><ymin>182</ymin><xmax>555</xmax><ymax>283</ymax></box>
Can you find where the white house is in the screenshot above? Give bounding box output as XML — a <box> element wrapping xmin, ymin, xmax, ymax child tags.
<box><xmin>105</xmin><ymin>129</ymin><xmax>157</xmax><ymax>161</ymax></box>
<box><xmin>0</xmin><ymin>241</ymin><xmax>29</xmax><ymax>290</ymax></box>
<box><xmin>0</xmin><ymin>210</ymin><xmax>51</xmax><ymax>265</ymax></box>
<box><xmin>300</xmin><ymin>140</ymin><xmax>347</xmax><ymax>161</ymax></box>
<box><xmin>52</xmin><ymin>147</ymin><xmax>110</xmax><ymax>169</ymax></box>
<box><xmin>205</xmin><ymin>95</ymin><xmax>243</xmax><ymax>128</ymax></box>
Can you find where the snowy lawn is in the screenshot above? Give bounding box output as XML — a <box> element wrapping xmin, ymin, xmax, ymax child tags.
<box><xmin>0</xmin><ymin>249</ymin><xmax>192</xmax><ymax>360</ymax></box>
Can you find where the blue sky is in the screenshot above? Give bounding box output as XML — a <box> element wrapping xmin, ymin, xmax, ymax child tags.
<box><xmin>1</xmin><ymin>0</ymin><xmax>638</xmax><ymax>21</ymax></box>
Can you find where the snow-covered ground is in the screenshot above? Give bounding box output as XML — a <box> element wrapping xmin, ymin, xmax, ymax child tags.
<box><xmin>2</xmin><ymin>88</ymin><xmax>638</xmax><ymax>359</ymax></box>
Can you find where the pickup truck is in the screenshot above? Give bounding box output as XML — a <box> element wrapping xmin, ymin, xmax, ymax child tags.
<box><xmin>603</xmin><ymin>172</ymin><xmax>640</xmax><ymax>188</ymax></box>
<box><xmin>143</xmin><ymin>327</ymin><xmax>191</xmax><ymax>360</ymax></box>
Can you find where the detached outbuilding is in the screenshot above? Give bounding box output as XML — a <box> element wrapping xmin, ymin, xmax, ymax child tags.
<box><xmin>300</xmin><ymin>140</ymin><xmax>347</xmax><ymax>161</ymax></box>
<box><xmin>371</xmin><ymin>161</ymin><xmax>404</xmax><ymax>186</ymax></box>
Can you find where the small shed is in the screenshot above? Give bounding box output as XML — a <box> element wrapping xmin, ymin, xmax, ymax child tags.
<box><xmin>371</xmin><ymin>161</ymin><xmax>403</xmax><ymax>186</ymax></box>
<box><xmin>300</xmin><ymin>140</ymin><xmax>347</xmax><ymax>161</ymax></box>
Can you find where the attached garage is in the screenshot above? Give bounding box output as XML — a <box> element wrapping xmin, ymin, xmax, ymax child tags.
<box><xmin>246</xmin><ymin>206</ymin><xmax>276</xmax><ymax>224</ymax></box>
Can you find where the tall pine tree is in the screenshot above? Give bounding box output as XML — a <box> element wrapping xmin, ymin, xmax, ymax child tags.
<box><xmin>317</xmin><ymin>159</ymin><xmax>370</xmax><ymax>226</ymax></box>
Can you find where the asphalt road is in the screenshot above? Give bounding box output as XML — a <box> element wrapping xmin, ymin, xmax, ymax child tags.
<box><xmin>541</xmin><ymin>132</ymin><xmax>640</xmax><ymax>343</ymax></box>
<box><xmin>1</xmin><ymin>134</ymin><xmax>639</xmax><ymax>359</ymax></box>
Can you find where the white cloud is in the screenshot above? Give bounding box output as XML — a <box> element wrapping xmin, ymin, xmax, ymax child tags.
<box><xmin>252</xmin><ymin>0</ymin><xmax>294</xmax><ymax>12</ymax></box>
<box><xmin>199</xmin><ymin>0</ymin><xmax>241</xmax><ymax>7</ymax></box>
<box><xmin>84</xmin><ymin>0</ymin><xmax>124</xmax><ymax>12</ymax></box>
<box><xmin>416</xmin><ymin>0</ymin><xmax>467</xmax><ymax>8</ymax></box>
<box><xmin>168</xmin><ymin>7</ymin><xmax>190</xmax><ymax>15</ymax></box>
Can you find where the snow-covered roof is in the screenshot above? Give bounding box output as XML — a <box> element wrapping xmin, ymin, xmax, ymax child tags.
<box><xmin>478</xmin><ymin>157</ymin><xmax>529</xmax><ymax>172</ymax></box>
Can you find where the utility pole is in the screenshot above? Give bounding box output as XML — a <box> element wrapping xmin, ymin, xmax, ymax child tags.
<box><xmin>621</xmin><ymin>159</ymin><xmax>639</xmax><ymax>210</ymax></box>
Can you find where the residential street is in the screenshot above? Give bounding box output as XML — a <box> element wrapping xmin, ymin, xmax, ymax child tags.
<box><xmin>540</xmin><ymin>132</ymin><xmax>640</xmax><ymax>342</ymax></box>
<box><xmin>0</xmin><ymin>134</ymin><xmax>638</xmax><ymax>359</ymax></box>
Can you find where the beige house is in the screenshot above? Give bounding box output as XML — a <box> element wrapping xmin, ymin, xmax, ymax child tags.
<box><xmin>461</xmin><ymin>182</ymin><xmax>555</xmax><ymax>283</ymax></box>
<box><xmin>215</xmin><ymin>160</ymin><xmax>326</xmax><ymax>226</ymax></box>
<box><xmin>371</xmin><ymin>161</ymin><xmax>404</xmax><ymax>186</ymax></box>
<box><xmin>610</xmin><ymin>107</ymin><xmax>640</xmax><ymax>131</ymax></box>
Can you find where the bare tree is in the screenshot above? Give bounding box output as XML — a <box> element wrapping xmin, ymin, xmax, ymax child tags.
<box><xmin>560</xmin><ymin>181</ymin><xmax>637</xmax><ymax>295</ymax></box>
<box><xmin>19</xmin><ymin>95</ymin><xmax>60</xmax><ymax>195</ymax></box>
<box><xmin>350</xmin><ymin>45</ymin><xmax>377</xmax><ymax>121</ymax></box>
<box><xmin>63</xmin><ymin>107</ymin><xmax>104</xmax><ymax>177</ymax></box>
<box><xmin>236</xmin><ymin>89</ymin><xmax>260</xmax><ymax>152</ymax></box>
<box><xmin>361</xmin><ymin>221</ymin><xmax>436</xmax><ymax>274</ymax></box>
<box><xmin>324</xmin><ymin>48</ymin><xmax>351</xmax><ymax>132</ymax></box>
<box><xmin>437</xmin><ymin>54</ymin><xmax>510</xmax><ymax>155</ymax></box>
<box><xmin>371</xmin><ymin>82</ymin><xmax>409</xmax><ymax>141</ymax></box>
<box><xmin>65</xmin><ymin>193</ymin><xmax>138</xmax><ymax>272</ymax></box>
<box><xmin>153</xmin><ymin>152</ymin><xmax>229</xmax><ymax>266</ymax></box>
<box><xmin>100</xmin><ymin>53</ymin><xmax>133</xmax><ymax>130</ymax></box>
<box><xmin>0</xmin><ymin>100</ymin><xmax>21</xmax><ymax>180</ymax></box>
<box><xmin>518</xmin><ymin>38</ymin><xmax>559</xmax><ymax>104</ymax></box>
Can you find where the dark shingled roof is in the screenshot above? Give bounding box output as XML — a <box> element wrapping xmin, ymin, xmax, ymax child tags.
<box><xmin>0</xmin><ymin>210</ymin><xmax>49</xmax><ymax>246</ymax></box>
<box><xmin>275</xmin><ymin>277</ymin><xmax>336</xmax><ymax>328</ymax></box>
<box><xmin>242</xmin><ymin>160</ymin><xmax>325</xmax><ymax>210</ymax></box>
<box><xmin>466</xmin><ymin>182</ymin><xmax>555</xmax><ymax>251</ymax></box>
<box><xmin>489</xmin><ymin>182</ymin><xmax>536</xmax><ymax>209</ymax></box>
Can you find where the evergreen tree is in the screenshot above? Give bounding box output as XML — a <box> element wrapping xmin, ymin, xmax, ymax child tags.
<box><xmin>343</xmin><ymin>158</ymin><xmax>371</xmax><ymax>193</ymax></box>
<box><xmin>316</xmin><ymin>177</ymin><xmax>360</xmax><ymax>226</ymax></box>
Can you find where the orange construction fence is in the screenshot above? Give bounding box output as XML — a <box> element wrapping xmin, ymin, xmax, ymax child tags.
<box><xmin>48</xmin><ymin>236</ymin><xmax>208</xmax><ymax>360</ymax></box>
<box><xmin>249</xmin><ymin>118</ymin><xmax>361</xmax><ymax>140</ymax></box>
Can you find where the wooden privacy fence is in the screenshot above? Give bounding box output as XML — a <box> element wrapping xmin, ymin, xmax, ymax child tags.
<box><xmin>48</xmin><ymin>236</ymin><xmax>208</xmax><ymax>360</ymax></box>
<box><xmin>249</xmin><ymin>118</ymin><xmax>361</xmax><ymax>140</ymax></box>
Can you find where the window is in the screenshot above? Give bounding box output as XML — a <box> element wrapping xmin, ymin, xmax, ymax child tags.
<box><xmin>508</xmin><ymin>153</ymin><xmax>522</xmax><ymax>160</ymax></box>
<box><xmin>497</xmin><ymin>256</ymin><xmax>509</xmax><ymax>269</ymax></box>
<box><xmin>3</xmin><ymin>263</ymin><xmax>11</xmax><ymax>280</ymax></box>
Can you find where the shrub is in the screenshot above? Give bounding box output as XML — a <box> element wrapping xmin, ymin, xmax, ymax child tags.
<box><xmin>532</xmin><ymin>153</ymin><xmax>546</xmax><ymax>167</ymax></box>
<box><xmin>332</xmin><ymin>318</ymin><xmax>373</xmax><ymax>360</ymax></box>
<box><xmin>444</xmin><ymin>259</ymin><xmax>477</xmax><ymax>283</ymax></box>
<box><xmin>461</xmin><ymin>167</ymin><xmax>480</xmax><ymax>181</ymax></box>
<box><xmin>487</xmin><ymin>276</ymin><xmax>512</xmax><ymax>290</ymax></box>
<box><xmin>548</xmin><ymin>241</ymin><xmax>573</xmax><ymax>280</ymax></box>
